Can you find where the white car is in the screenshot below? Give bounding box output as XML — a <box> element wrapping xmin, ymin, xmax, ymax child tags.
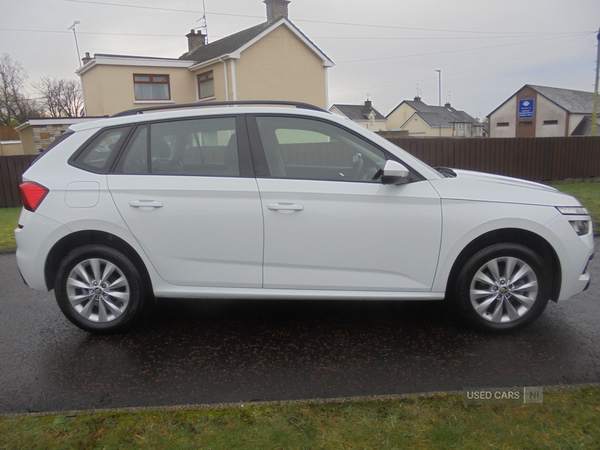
<box><xmin>15</xmin><ymin>101</ymin><xmax>594</xmax><ymax>333</ymax></box>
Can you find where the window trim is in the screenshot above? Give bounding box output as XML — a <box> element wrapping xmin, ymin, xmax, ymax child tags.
<box><xmin>111</xmin><ymin>115</ymin><xmax>255</xmax><ymax>178</ymax></box>
<box><xmin>197</xmin><ymin>70</ymin><xmax>215</xmax><ymax>101</ymax></box>
<box><xmin>133</xmin><ymin>74</ymin><xmax>171</xmax><ymax>101</ymax></box>
<box><xmin>246</xmin><ymin>114</ymin><xmax>423</xmax><ymax>184</ymax></box>
<box><xmin>68</xmin><ymin>125</ymin><xmax>132</xmax><ymax>174</ymax></box>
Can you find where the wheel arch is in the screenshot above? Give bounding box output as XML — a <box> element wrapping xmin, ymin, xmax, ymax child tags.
<box><xmin>445</xmin><ymin>228</ymin><xmax>561</xmax><ymax>303</ymax></box>
<box><xmin>44</xmin><ymin>230</ymin><xmax>154</xmax><ymax>296</ymax></box>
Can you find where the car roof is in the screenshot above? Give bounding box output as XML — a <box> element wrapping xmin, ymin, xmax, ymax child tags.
<box><xmin>69</xmin><ymin>106</ymin><xmax>335</xmax><ymax>133</ymax></box>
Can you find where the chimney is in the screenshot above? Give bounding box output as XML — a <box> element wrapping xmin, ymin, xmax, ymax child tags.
<box><xmin>186</xmin><ymin>29</ymin><xmax>206</xmax><ymax>52</ymax></box>
<box><xmin>445</xmin><ymin>102</ymin><xmax>452</xmax><ymax>108</ymax></box>
<box><xmin>264</xmin><ymin>0</ymin><xmax>290</xmax><ymax>21</ymax></box>
<box><xmin>414</xmin><ymin>96</ymin><xmax>421</xmax><ymax>102</ymax></box>
<box><xmin>82</xmin><ymin>52</ymin><xmax>92</xmax><ymax>65</ymax></box>
<box><xmin>364</xmin><ymin>100</ymin><xmax>372</xmax><ymax>109</ymax></box>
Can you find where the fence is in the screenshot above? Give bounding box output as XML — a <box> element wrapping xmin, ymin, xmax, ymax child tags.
<box><xmin>0</xmin><ymin>125</ymin><xmax>20</xmax><ymax>141</ymax></box>
<box><xmin>1</xmin><ymin>137</ymin><xmax>600</xmax><ymax>208</ymax></box>
<box><xmin>0</xmin><ymin>155</ymin><xmax>37</xmax><ymax>208</ymax></box>
<box><xmin>387</xmin><ymin>136</ymin><xmax>600</xmax><ymax>182</ymax></box>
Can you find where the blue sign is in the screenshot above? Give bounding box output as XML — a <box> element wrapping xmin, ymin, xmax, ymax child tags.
<box><xmin>518</xmin><ymin>99</ymin><xmax>535</xmax><ymax>119</ymax></box>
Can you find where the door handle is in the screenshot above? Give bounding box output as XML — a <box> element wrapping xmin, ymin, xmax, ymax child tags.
<box><xmin>129</xmin><ymin>200</ymin><xmax>163</xmax><ymax>210</ymax></box>
<box><xmin>267</xmin><ymin>202</ymin><xmax>304</xmax><ymax>213</ymax></box>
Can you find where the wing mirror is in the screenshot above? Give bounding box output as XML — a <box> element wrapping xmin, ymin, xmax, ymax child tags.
<box><xmin>381</xmin><ymin>160</ymin><xmax>410</xmax><ymax>185</ymax></box>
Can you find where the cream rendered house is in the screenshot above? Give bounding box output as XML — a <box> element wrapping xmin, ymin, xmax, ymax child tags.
<box><xmin>329</xmin><ymin>100</ymin><xmax>388</xmax><ymax>131</ymax></box>
<box><xmin>386</xmin><ymin>97</ymin><xmax>483</xmax><ymax>137</ymax></box>
<box><xmin>76</xmin><ymin>0</ymin><xmax>334</xmax><ymax>116</ymax></box>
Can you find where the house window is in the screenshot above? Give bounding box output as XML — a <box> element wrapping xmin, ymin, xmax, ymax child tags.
<box><xmin>497</xmin><ymin>122</ymin><xmax>509</xmax><ymax>127</ymax></box>
<box><xmin>197</xmin><ymin>71</ymin><xmax>215</xmax><ymax>100</ymax></box>
<box><xmin>133</xmin><ymin>75</ymin><xmax>170</xmax><ymax>101</ymax></box>
<box><xmin>543</xmin><ymin>120</ymin><xmax>559</xmax><ymax>125</ymax></box>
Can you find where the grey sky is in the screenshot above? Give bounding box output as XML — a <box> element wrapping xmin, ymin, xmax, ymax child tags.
<box><xmin>1</xmin><ymin>0</ymin><xmax>599</xmax><ymax>119</ymax></box>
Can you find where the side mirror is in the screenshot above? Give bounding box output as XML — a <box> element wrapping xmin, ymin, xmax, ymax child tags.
<box><xmin>381</xmin><ymin>160</ymin><xmax>409</xmax><ymax>184</ymax></box>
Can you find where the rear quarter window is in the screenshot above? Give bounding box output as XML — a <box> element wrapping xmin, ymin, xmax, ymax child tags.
<box><xmin>69</xmin><ymin>126</ymin><xmax>131</xmax><ymax>173</ymax></box>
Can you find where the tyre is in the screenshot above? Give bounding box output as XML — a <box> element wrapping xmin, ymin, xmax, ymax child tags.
<box><xmin>54</xmin><ymin>245</ymin><xmax>146</xmax><ymax>333</ymax></box>
<box><xmin>455</xmin><ymin>243</ymin><xmax>550</xmax><ymax>332</ymax></box>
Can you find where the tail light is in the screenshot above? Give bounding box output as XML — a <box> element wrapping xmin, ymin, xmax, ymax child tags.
<box><xmin>19</xmin><ymin>182</ymin><xmax>49</xmax><ymax>212</ymax></box>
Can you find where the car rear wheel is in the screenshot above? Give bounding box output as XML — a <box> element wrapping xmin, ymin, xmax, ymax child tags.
<box><xmin>54</xmin><ymin>245</ymin><xmax>146</xmax><ymax>333</ymax></box>
<box><xmin>455</xmin><ymin>243</ymin><xmax>550</xmax><ymax>332</ymax></box>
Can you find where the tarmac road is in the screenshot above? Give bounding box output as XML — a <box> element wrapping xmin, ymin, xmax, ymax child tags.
<box><xmin>1</xmin><ymin>243</ymin><xmax>599</xmax><ymax>414</ymax></box>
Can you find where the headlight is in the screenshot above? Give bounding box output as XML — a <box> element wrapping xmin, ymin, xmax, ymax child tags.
<box><xmin>556</xmin><ymin>206</ymin><xmax>589</xmax><ymax>215</ymax></box>
<box><xmin>569</xmin><ymin>220</ymin><xmax>590</xmax><ymax>236</ymax></box>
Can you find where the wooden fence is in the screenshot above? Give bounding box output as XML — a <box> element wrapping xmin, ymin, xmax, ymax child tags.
<box><xmin>0</xmin><ymin>155</ymin><xmax>37</xmax><ymax>208</ymax></box>
<box><xmin>388</xmin><ymin>136</ymin><xmax>600</xmax><ymax>182</ymax></box>
<box><xmin>0</xmin><ymin>125</ymin><xmax>20</xmax><ymax>141</ymax></box>
<box><xmin>1</xmin><ymin>137</ymin><xmax>600</xmax><ymax>208</ymax></box>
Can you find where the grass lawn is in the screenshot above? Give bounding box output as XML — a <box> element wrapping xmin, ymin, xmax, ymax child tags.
<box><xmin>0</xmin><ymin>207</ymin><xmax>20</xmax><ymax>251</ymax></box>
<box><xmin>551</xmin><ymin>181</ymin><xmax>600</xmax><ymax>234</ymax></box>
<box><xmin>0</xmin><ymin>388</ymin><xmax>599</xmax><ymax>449</ymax></box>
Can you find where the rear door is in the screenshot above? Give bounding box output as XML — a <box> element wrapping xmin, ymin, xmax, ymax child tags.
<box><xmin>108</xmin><ymin>115</ymin><xmax>264</xmax><ymax>288</ymax></box>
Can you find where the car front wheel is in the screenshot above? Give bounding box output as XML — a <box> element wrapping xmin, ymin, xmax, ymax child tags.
<box><xmin>54</xmin><ymin>245</ymin><xmax>146</xmax><ymax>333</ymax></box>
<box><xmin>455</xmin><ymin>243</ymin><xmax>550</xmax><ymax>332</ymax></box>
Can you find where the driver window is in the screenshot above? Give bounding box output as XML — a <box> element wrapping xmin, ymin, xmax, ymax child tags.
<box><xmin>256</xmin><ymin>116</ymin><xmax>386</xmax><ymax>182</ymax></box>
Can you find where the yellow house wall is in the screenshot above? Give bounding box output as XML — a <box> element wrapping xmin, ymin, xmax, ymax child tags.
<box><xmin>233</xmin><ymin>25</ymin><xmax>328</xmax><ymax>108</ymax></box>
<box><xmin>191</xmin><ymin>62</ymin><xmax>228</xmax><ymax>101</ymax></box>
<box><xmin>401</xmin><ymin>115</ymin><xmax>452</xmax><ymax>137</ymax></box>
<box><xmin>81</xmin><ymin>65</ymin><xmax>197</xmax><ymax>116</ymax></box>
<box><xmin>386</xmin><ymin>103</ymin><xmax>417</xmax><ymax>130</ymax></box>
<box><xmin>19</xmin><ymin>128</ymin><xmax>36</xmax><ymax>154</ymax></box>
<box><xmin>0</xmin><ymin>141</ymin><xmax>23</xmax><ymax>156</ymax></box>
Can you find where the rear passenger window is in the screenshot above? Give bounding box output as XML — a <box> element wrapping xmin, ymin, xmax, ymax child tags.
<box><xmin>118</xmin><ymin>117</ymin><xmax>239</xmax><ymax>176</ymax></box>
<box><xmin>70</xmin><ymin>127</ymin><xmax>130</xmax><ymax>173</ymax></box>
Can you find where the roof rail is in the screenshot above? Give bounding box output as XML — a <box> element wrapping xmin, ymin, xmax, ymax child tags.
<box><xmin>111</xmin><ymin>100</ymin><xmax>327</xmax><ymax>117</ymax></box>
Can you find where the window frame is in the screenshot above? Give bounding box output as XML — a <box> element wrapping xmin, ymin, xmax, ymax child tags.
<box><xmin>112</xmin><ymin>115</ymin><xmax>255</xmax><ymax>178</ymax></box>
<box><xmin>133</xmin><ymin>74</ymin><xmax>171</xmax><ymax>101</ymax></box>
<box><xmin>69</xmin><ymin>126</ymin><xmax>132</xmax><ymax>174</ymax></box>
<box><xmin>197</xmin><ymin>71</ymin><xmax>215</xmax><ymax>101</ymax></box>
<box><xmin>246</xmin><ymin>114</ymin><xmax>423</xmax><ymax>184</ymax></box>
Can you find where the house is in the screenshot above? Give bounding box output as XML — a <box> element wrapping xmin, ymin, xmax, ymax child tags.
<box><xmin>487</xmin><ymin>85</ymin><xmax>597</xmax><ymax>138</ymax></box>
<box><xmin>329</xmin><ymin>100</ymin><xmax>388</xmax><ymax>131</ymax></box>
<box><xmin>76</xmin><ymin>0</ymin><xmax>334</xmax><ymax>116</ymax></box>
<box><xmin>386</xmin><ymin>97</ymin><xmax>484</xmax><ymax>137</ymax></box>
<box><xmin>15</xmin><ymin>118</ymin><xmax>101</xmax><ymax>154</ymax></box>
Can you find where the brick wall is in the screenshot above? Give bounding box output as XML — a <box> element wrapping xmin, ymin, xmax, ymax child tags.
<box><xmin>32</xmin><ymin>124</ymin><xmax>71</xmax><ymax>152</ymax></box>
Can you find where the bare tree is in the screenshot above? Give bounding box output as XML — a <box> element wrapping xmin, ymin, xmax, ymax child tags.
<box><xmin>34</xmin><ymin>76</ymin><xmax>84</xmax><ymax>118</ymax></box>
<box><xmin>0</xmin><ymin>53</ymin><xmax>40</xmax><ymax>125</ymax></box>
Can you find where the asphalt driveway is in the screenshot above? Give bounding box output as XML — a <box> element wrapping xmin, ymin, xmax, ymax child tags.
<box><xmin>1</xmin><ymin>243</ymin><xmax>599</xmax><ymax>414</ymax></box>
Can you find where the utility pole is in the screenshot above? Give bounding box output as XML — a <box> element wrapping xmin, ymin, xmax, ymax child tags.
<box><xmin>592</xmin><ymin>27</ymin><xmax>600</xmax><ymax>136</ymax></box>
<box><xmin>436</xmin><ymin>69</ymin><xmax>442</xmax><ymax>137</ymax></box>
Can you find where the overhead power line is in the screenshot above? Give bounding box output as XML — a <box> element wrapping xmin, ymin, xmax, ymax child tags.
<box><xmin>61</xmin><ymin>0</ymin><xmax>596</xmax><ymax>37</ymax></box>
